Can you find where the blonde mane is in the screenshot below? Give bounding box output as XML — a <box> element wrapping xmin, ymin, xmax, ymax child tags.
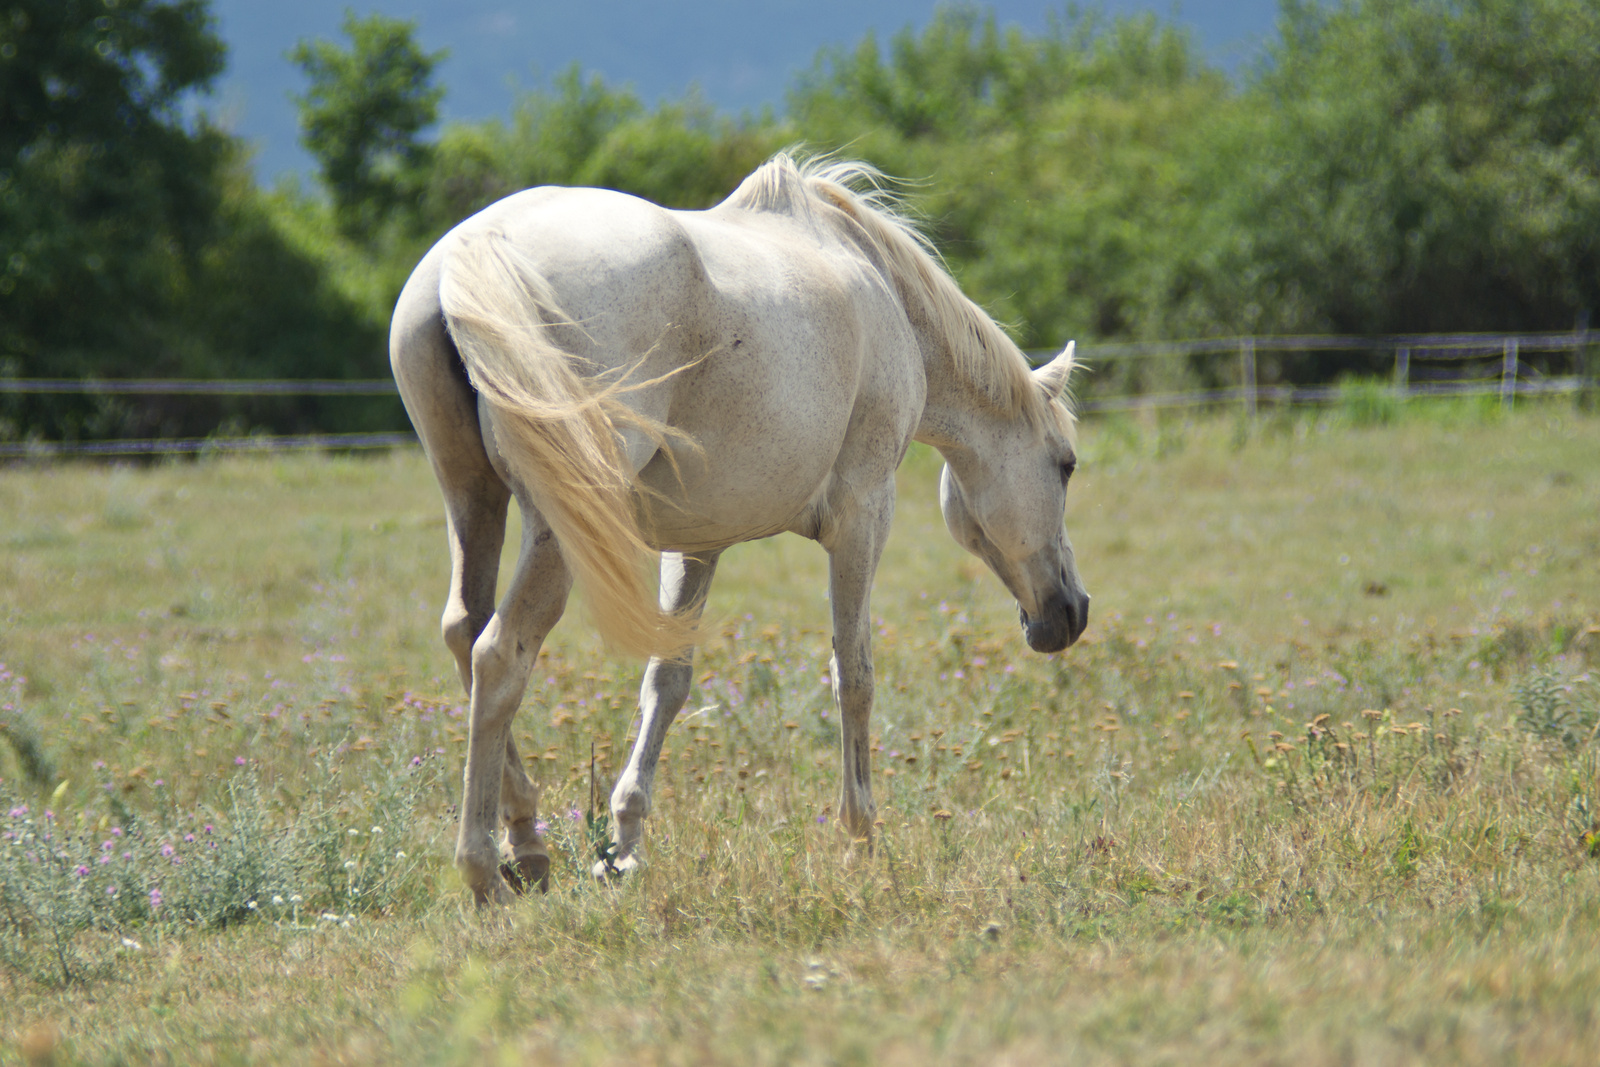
<box><xmin>724</xmin><ymin>153</ymin><xmax>1071</xmax><ymax>433</ymax></box>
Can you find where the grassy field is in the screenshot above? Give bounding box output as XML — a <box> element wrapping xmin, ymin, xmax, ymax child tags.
<box><xmin>2</xmin><ymin>397</ymin><xmax>1598</xmax><ymax>1065</ymax></box>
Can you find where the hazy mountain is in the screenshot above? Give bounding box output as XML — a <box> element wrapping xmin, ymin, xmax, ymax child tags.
<box><xmin>207</xmin><ymin>1</ymin><xmax>1280</xmax><ymax>183</ymax></box>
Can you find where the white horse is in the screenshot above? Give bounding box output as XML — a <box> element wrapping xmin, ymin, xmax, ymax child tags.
<box><xmin>390</xmin><ymin>154</ymin><xmax>1088</xmax><ymax>905</ymax></box>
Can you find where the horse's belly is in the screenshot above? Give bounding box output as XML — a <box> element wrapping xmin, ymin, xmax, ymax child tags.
<box><xmin>636</xmin><ymin>445</ymin><xmax>836</xmax><ymax>551</ymax></box>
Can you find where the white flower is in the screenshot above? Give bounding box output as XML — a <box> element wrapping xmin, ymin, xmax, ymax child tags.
<box><xmin>272</xmin><ymin>895</ymin><xmax>284</xmax><ymax>906</ymax></box>
<box><xmin>394</xmin><ymin>850</ymin><xmax>407</xmax><ymax>859</ymax></box>
<box><xmin>370</xmin><ymin>825</ymin><xmax>382</xmax><ymax>834</ymax></box>
<box><xmin>247</xmin><ymin>900</ymin><xmax>258</xmax><ymax>910</ymax></box>
<box><xmin>343</xmin><ymin>860</ymin><xmax>357</xmax><ymax>870</ymax></box>
<box><xmin>289</xmin><ymin>894</ymin><xmax>302</xmax><ymax>904</ymax></box>
<box><xmin>347</xmin><ymin>828</ymin><xmax>360</xmax><ymax>836</ymax></box>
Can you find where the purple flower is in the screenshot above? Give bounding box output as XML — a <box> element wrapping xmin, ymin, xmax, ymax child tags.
<box><xmin>103</xmin><ymin>841</ymin><xmax>114</xmax><ymax>852</ymax></box>
<box><xmin>74</xmin><ymin>865</ymin><xmax>89</xmax><ymax>877</ymax></box>
<box><xmin>184</xmin><ymin>833</ymin><xmax>194</xmax><ymax>843</ymax></box>
<box><xmin>106</xmin><ymin>885</ymin><xmax>118</xmax><ymax>896</ymax></box>
<box><xmin>149</xmin><ymin>888</ymin><xmax>163</xmax><ymax>909</ymax></box>
<box><xmin>160</xmin><ymin>843</ymin><xmax>175</xmax><ymax>857</ymax></box>
<box><xmin>235</xmin><ymin>756</ymin><xmax>247</xmax><ymax>766</ymax></box>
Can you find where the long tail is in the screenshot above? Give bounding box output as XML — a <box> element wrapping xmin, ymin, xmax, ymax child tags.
<box><xmin>437</xmin><ymin>228</ymin><xmax>697</xmax><ymax>660</ymax></box>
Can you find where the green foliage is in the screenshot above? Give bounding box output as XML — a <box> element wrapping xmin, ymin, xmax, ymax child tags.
<box><xmin>0</xmin><ymin>758</ymin><xmax>441</xmax><ymax>985</ymax></box>
<box><xmin>1515</xmin><ymin>668</ymin><xmax>1599</xmax><ymax>748</ymax></box>
<box><xmin>791</xmin><ymin>8</ymin><xmax>1227</xmax><ymax>353</ymax></box>
<box><xmin>11</xmin><ymin>0</ymin><xmax>1600</xmax><ymax>445</ymax></box>
<box><xmin>1201</xmin><ymin>0</ymin><xmax>1600</xmax><ymax>337</ymax></box>
<box><xmin>0</xmin><ymin>1</ymin><xmax>389</xmax><ymax>442</ymax></box>
<box><xmin>290</xmin><ymin>10</ymin><xmax>445</xmax><ymax>243</ymax></box>
<box><xmin>0</xmin><ymin>0</ymin><xmax>228</xmax><ymax>374</ymax></box>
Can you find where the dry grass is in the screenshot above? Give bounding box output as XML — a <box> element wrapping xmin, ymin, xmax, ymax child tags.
<box><xmin>2</xmin><ymin>397</ymin><xmax>1598</xmax><ymax>1065</ymax></box>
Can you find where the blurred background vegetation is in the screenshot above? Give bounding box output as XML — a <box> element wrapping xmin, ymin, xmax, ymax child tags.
<box><xmin>3</xmin><ymin>0</ymin><xmax>1598</xmax><ymax>441</ymax></box>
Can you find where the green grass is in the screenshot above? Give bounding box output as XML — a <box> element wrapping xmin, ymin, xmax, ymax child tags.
<box><xmin>2</xmin><ymin>399</ymin><xmax>1598</xmax><ymax>1065</ymax></box>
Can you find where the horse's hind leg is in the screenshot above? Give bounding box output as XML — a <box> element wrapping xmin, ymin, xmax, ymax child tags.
<box><xmin>456</xmin><ymin>505</ymin><xmax>572</xmax><ymax>905</ymax></box>
<box><xmin>601</xmin><ymin>551</ymin><xmax>721</xmax><ymax>879</ymax></box>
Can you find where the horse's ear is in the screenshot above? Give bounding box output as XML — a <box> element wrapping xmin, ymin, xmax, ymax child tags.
<box><xmin>1032</xmin><ymin>342</ymin><xmax>1075</xmax><ymax>400</ymax></box>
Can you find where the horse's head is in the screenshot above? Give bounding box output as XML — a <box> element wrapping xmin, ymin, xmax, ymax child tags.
<box><xmin>938</xmin><ymin>344</ymin><xmax>1089</xmax><ymax>653</ymax></box>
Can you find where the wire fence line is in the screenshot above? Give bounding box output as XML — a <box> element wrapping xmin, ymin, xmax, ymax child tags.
<box><xmin>3</xmin><ymin>330</ymin><xmax>1594</xmax><ymax>458</ymax></box>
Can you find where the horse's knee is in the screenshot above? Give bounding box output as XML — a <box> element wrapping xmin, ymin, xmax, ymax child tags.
<box><xmin>468</xmin><ymin>631</ymin><xmax>530</xmax><ymax>728</ymax></box>
<box><xmin>441</xmin><ymin>604</ymin><xmax>479</xmax><ymax>663</ymax></box>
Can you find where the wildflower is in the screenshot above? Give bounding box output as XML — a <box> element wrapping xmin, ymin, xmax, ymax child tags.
<box><xmin>106</xmin><ymin>885</ymin><xmax>118</xmax><ymax>896</ymax></box>
<box><xmin>149</xmin><ymin>888</ymin><xmax>163</xmax><ymax>909</ymax></box>
<box><xmin>184</xmin><ymin>833</ymin><xmax>194</xmax><ymax>842</ymax></box>
<box><xmin>347</xmin><ymin>828</ymin><xmax>360</xmax><ymax>836</ymax></box>
<box><xmin>102</xmin><ymin>841</ymin><xmax>113</xmax><ymax>851</ymax></box>
<box><xmin>290</xmin><ymin>894</ymin><xmax>302</xmax><ymax>904</ymax></box>
<box><xmin>247</xmin><ymin>900</ymin><xmax>258</xmax><ymax>910</ymax></box>
<box><xmin>160</xmin><ymin>843</ymin><xmax>175</xmax><ymax>857</ymax></box>
<box><xmin>235</xmin><ymin>757</ymin><xmax>247</xmax><ymax>766</ymax></box>
<box><xmin>74</xmin><ymin>865</ymin><xmax>89</xmax><ymax>877</ymax></box>
<box><xmin>410</xmin><ymin>756</ymin><xmax>422</xmax><ymax>767</ymax></box>
<box><xmin>395</xmin><ymin>850</ymin><xmax>407</xmax><ymax>859</ymax></box>
<box><xmin>370</xmin><ymin>826</ymin><xmax>382</xmax><ymax>834</ymax></box>
<box><xmin>344</xmin><ymin>860</ymin><xmax>357</xmax><ymax>870</ymax></box>
<box><xmin>273</xmin><ymin>895</ymin><xmax>284</xmax><ymax>906</ymax></box>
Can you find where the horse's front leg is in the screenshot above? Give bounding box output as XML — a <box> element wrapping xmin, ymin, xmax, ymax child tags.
<box><xmin>457</xmin><ymin>514</ymin><xmax>572</xmax><ymax>906</ymax></box>
<box><xmin>824</xmin><ymin>483</ymin><xmax>897</xmax><ymax>850</ymax></box>
<box><xmin>602</xmin><ymin>551</ymin><xmax>722</xmax><ymax>879</ymax></box>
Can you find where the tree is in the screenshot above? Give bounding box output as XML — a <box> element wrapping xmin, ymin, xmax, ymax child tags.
<box><xmin>291</xmin><ymin>11</ymin><xmax>445</xmax><ymax>242</ymax></box>
<box><xmin>0</xmin><ymin>0</ymin><xmax>228</xmax><ymax>386</ymax></box>
<box><xmin>1200</xmin><ymin>0</ymin><xmax>1600</xmax><ymax>337</ymax></box>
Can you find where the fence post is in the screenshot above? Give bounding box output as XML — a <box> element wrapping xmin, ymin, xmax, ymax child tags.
<box><xmin>1580</xmin><ymin>315</ymin><xmax>1595</xmax><ymax>412</ymax></box>
<box><xmin>1240</xmin><ymin>337</ymin><xmax>1257</xmax><ymax>417</ymax></box>
<box><xmin>1394</xmin><ymin>346</ymin><xmax>1410</xmax><ymax>396</ymax></box>
<box><xmin>1501</xmin><ymin>337</ymin><xmax>1518</xmax><ymax>410</ymax></box>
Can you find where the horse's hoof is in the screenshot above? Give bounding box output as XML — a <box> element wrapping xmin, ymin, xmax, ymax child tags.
<box><xmin>592</xmin><ymin>854</ymin><xmax>641</xmax><ymax>884</ymax></box>
<box><xmin>500</xmin><ymin>850</ymin><xmax>550</xmax><ymax>895</ymax></box>
<box><xmin>843</xmin><ymin>835</ymin><xmax>875</xmax><ymax>866</ymax></box>
<box><xmin>472</xmin><ymin>872</ymin><xmax>518</xmax><ymax>909</ymax></box>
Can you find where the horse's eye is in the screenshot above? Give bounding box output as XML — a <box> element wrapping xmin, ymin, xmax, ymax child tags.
<box><xmin>1060</xmin><ymin>460</ymin><xmax>1076</xmax><ymax>484</ymax></box>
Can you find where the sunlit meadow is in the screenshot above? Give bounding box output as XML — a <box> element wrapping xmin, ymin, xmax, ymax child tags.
<box><xmin>2</xmin><ymin>396</ymin><xmax>1598</xmax><ymax>1065</ymax></box>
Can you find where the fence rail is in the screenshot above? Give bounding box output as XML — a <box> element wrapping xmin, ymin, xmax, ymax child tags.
<box><xmin>2</xmin><ymin>330</ymin><xmax>1593</xmax><ymax>458</ymax></box>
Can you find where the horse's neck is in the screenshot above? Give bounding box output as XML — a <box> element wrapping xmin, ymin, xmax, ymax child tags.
<box><xmin>911</xmin><ymin>339</ymin><xmax>988</xmax><ymax>465</ymax></box>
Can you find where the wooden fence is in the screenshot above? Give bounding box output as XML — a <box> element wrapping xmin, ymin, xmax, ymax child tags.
<box><xmin>2</xmin><ymin>330</ymin><xmax>1594</xmax><ymax>458</ymax></box>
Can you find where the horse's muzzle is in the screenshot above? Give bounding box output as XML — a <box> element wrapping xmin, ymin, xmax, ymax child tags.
<box><xmin>1020</xmin><ymin>587</ymin><xmax>1090</xmax><ymax>653</ymax></box>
